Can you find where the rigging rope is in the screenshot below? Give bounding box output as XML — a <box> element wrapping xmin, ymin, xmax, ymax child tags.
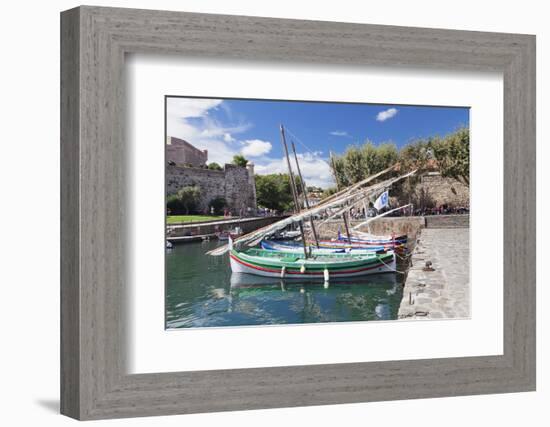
<box><xmin>284</xmin><ymin>126</ymin><xmax>334</xmax><ymax>169</ymax></box>
<box><xmin>379</xmin><ymin>256</ymin><xmax>407</xmax><ymax>275</ymax></box>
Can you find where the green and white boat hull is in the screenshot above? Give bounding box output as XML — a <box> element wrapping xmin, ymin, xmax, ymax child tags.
<box><xmin>229</xmin><ymin>248</ymin><xmax>396</xmax><ymax>279</ymax></box>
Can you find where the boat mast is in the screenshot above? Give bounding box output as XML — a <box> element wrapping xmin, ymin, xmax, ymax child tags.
<box><xmin>329</xmin><ymin>152</ymin><xmax>353</xmax><ymax>244</ymax></box>
<box><xmin>280</xmin><ymin>125</ymin><xmax>309</xmax><ymax>258</ymax></box>
<box><xmin>290</xmin><ymin>140</ymin><xmax>320</xmax><ymax>248</ymax></box>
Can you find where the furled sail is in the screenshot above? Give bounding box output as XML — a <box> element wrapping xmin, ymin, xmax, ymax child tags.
<box><xmin>206</xmin><ymin>167</ymin><xmax>416</xmax><ymax>256</ymax></box>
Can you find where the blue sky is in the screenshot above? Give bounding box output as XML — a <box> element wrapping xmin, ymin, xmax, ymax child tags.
<box><xmin>166</xmin><ymin>97</ymin><xmax>469</xmax><ymax>188</ymax></box>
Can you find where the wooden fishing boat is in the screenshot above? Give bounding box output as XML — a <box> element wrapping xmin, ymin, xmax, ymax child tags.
<box><xmin>316</xmin><ymin>239</ymin><xmax>405</xmax><ymax>251</ymax></box>
<box><xmin>229</xmin><ymin>247</ymin><xmax>396</xmax><ymax>279</ymax></box>
<box><xmin>216</xmin><ymin>226</ymin><xmax>243</xmax><ymax>241</ymax></box>
<box><xmin>336</xmin><ymin>230</ymin><xmax>408</xmax><ymax>245</ymax></box>
<box><xmin>260</xmin><ymin>239</ymin><xmax>388</xmax><ymax>254</ymax></box>
<box><xmin>353</xmin><ymin>233</ymin><xmax>407</xmax><ymax>245</ymax></box>
<box><xmin>207</xmin><ymin>167</ymin><xmax>417</xmax><ymax>257</ymax></box>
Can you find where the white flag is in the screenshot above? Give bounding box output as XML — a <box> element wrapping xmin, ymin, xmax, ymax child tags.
<box><xmin>374</xmin><ymin>190</ymin><xmax>389</xmax><ymax>211</ymax></box>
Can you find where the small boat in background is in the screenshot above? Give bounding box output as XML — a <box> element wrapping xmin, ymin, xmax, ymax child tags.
<box><xmin>279</xmin><ymin>230</ymin><xmax>301</xmax><ymax>239</ymax></box>
<box><xmin>217</xmin><ymin>226</ymin><xmax>243</xmax><ymax>241</ymax></box>
<box><xmin>336</xmin><ymin>229</ymin><xmax>408</xmax><ymax>245</ymax></box>
<box><xmin>317</xmin><ymin>239</ymin><xmax>405</xmax><ymax>252</ymax></box>
<box><xmin>261</xmin><ymin>239</ymin><xmax>389</xmax><ymax>254</ymax></box>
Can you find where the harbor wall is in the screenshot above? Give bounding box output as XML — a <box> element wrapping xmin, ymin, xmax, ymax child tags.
<box><xmin>167</xmin><ymin>215</ymin><xmax>287</xmax><ymax>238</ymax></box>
<box><xmin>425</xmin><ymin>214</ymin><xmax>469</xmax><ymax>228</ymax></box>
<box><xmin>316</xmin><ymin>217</ymin><xmax>426</xmax><ymax>240</ymax></box>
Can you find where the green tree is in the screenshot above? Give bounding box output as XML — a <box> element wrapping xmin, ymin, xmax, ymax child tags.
<box><xmin>255</xmin><ymin>174</ymin><xmax>303</xmax><ymax>212</ymax></box>
<box><xmin>398</xmin><ymin>139</ymin><xmax>433</xmax><ymax>172</ymax></box>
<box><xmin>375</xmin><ymin>142</ymin><xmax>399</xmax><ymax>172</ymax></box>
<box><xmin>432</xmin><ymin>127</ymin><xmax>469</xmax><ymax>186</ymax></box>
<box><xmin>343</xmin><ymin>146</ymin><xmax>365</xmax><ymax>184</ymax></box>
<box><xmin>331</xmin><ymin>156</ymin><xmax>349</xmax><ymax>188</ymax></box>
<box><xmin>321</xmin><ymin>187</ymin><xmax>338</xmax><ymax>200</ymax></box>
<box><xmin>176</xmin><ymin>186</ymin><xmax>201</xmax><ymax>214</ymax></box>
<box><xmin>361</xmin><ymin>141</ymin><xmax>378</xmax><ymax>175</ymax></box>
<box><xmin>166</xmin><ymin>194</ymin><xmax>183</xmax><ymax>215</ymax></box>
<box><xmin>327</xmin><ymin>129</ymin><xmax>469</xmax><ymax>195</ymax></box>
<box><xmin>207</xmin><ymin>162</ymin><xmax>223</xmax><ymax>171</ymax></box>
<box><xmin>232</xmin><ymin>154</ymin><xmax>249</xmax><ymax>167</ymax></box>
<box><xmin>208</xmin><ymin>196</ymin><xmax>227</xmax><ymax>215</ymax></box>
<box><xmin>330</xmin><ymin>140</ymin><xmax>399</xmax><ymax>188</ymax></box>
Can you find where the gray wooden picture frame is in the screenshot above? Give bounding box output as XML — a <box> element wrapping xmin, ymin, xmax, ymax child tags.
<box><xmin>60</xmin><ymin>5</ymin><xmax>536</xmax><ymax>420</ymax></box>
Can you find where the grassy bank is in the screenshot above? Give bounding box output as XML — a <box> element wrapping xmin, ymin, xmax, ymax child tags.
<box><xmin>167</xmin><ymin>215</ymin><xmax>225</xmax><ymax>224</ymax></box>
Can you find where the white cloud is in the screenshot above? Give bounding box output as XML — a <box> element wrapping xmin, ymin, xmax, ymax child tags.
<box><xmin>241</xmin><ymin>139</ymin><xmax>272</xmax><ymax>157</ymax></box>
<box><xmin>376</xmin><ymin>107</ymin><xmax>398</xmax><ymax>122</ymax></box>
<box><xmin>330</xmin><ymin>130</ymin><xmax>349</xmax><ymax>137</ymax></box>
<box><xmin>166</xmin><ymin>97</ymin><xmax>251</xmax><ymax>165</ymax></box>
<box><xmin>223</xmin><ymin>133</ymin><xmax>235</xmax><ymax>143</ymax></box>
<box><xmin>254</xmin><ymin>152</ymin><xmax>335</xmax><ymax>189</ymax></box>
<box><xmin>165</xmin><ymin>98</ymin><xmax>333</xmax><ymax>187</ymax></box>
<box><xmin>167</xmin><ymin>97</ymin><xmax>222</xmax><ymax>119</ymax></box>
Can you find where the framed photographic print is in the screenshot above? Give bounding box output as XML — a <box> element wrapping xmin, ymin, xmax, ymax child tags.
<box><xmin>61</xmin><ymin>6</ymin><xmax>536</xmax><ymax>420</ymax></box>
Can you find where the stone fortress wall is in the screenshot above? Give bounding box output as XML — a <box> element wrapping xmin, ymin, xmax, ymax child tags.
<box><xmin>166</xmin><ymin>136</ymin><xmax>208</xmax><ymax>166</ymax></box>
<box><xmin>166</xmin><ymin>163</ymin><xmax>257</xmax><ymax>215</ymax></box>
<box><xmin>166</xmin><ymin>136</ymin><xmax>257</xmax><ymax>215</ymax></box>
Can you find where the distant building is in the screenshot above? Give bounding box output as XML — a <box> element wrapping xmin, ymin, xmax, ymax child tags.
<box><xmin>166</xmin><ymin>136</ymin><xmax>208</xmax><ymax>166</ymax></box>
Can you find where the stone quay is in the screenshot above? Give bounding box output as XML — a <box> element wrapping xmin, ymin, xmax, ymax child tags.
<box><xmin>398</xmin><ymin>225</ymin><xmax>470</xmax><ymax>320</ymax></box>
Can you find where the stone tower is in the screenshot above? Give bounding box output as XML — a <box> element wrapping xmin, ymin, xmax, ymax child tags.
<box><xmin>246</xmin><ymin>161</ymin><xmax>257</xmax><ymax>209</ymax></box>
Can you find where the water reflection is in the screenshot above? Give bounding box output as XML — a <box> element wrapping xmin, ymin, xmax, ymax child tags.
<box><xmin>166</xmin><ymin>240</ymin><xmax>404</xmax><ymax>329</ymax></box>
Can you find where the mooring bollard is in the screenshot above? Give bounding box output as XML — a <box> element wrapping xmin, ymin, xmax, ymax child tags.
<box><xmin>422</xmin><ymin>260</ymin><xmax>435</xmax><ymax>272</ymax></box>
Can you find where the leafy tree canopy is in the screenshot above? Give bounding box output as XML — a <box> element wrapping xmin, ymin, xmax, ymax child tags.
<box><xmin>321</xmin><ymin>187</ymin><xmax>338</xmax><ymax>200</ymax></box>
<box><xmin>331</xmin><ymin>129</ymin><xmax>469</xmax><ymax>187</ymax></box>
<box><xmin>175</xmin><ymin>186</ymin><xmax>201</xmax><ymax>214</ymax></box>
<box><xmin>255</xmin><ymin>173</ymin><xmax>303</xmax><ymax>212</ymax></box>
<box><xmin>208</xmin><ymin>196</ymin><xmax>227</xmax><ymax>215</ymax></box>
<box><xmin>207</xmin><ymin>162</ymin><xmax>223</xmax><ymax>171</ymax></box>
<box><xmin>232</xmin><ymin>154</ymin><xmax>249</xmax><ymax>167</ymax></box>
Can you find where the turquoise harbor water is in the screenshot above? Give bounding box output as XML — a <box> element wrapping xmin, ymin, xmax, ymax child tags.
<box><xmin>166</xmin><ymin>240</ymin><xmax>405</xmax><ymax>328</ymax></box>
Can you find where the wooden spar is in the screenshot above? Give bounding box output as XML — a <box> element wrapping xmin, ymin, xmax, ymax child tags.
<box><xmin>330</xmin><ymin>152</ymin><xmax>352</xmax><ymax>244</ymax></box>
<box><xmin>206</xmin><ymin>169</ymin><xmax>417</xmax><ymax>255</ymax></box>
<box><xmin>321</xmin><ymin>163</ymin><xmax>395</xmax><ymax>206</ymax></box>
<box><xmin>352</xmin><ymin>203</ymin><xmax>413</xmax><ymax>231</ymax></box>
<box><xmin>317</xmin><ymin>189</ymin><xmax>371</xmax><ymax>227</ymax></box>
<box><xmin>342</xmin><ymin>209</ymin><xmax>352</xmax><ymax>244</ymax></box>
<box><xmin>271</xmin><ymin>171</ymin><xmax>414</xmax><ymax>237</ymax></box>
<box><xmin>290</xmin><ymin>140</ymin><xmax>320</xmax><ymax>248</ymax></box>
<box><xmin>280</xmin><ymin>125</ymin><xmax>308</xmax><ymax>258</ymax></box>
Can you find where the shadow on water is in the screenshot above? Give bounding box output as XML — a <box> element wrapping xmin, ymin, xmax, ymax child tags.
<box><xmin>166</xmin><ymin>240</ymin><xmax>404</xmax><ymax>329</ymax></box>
